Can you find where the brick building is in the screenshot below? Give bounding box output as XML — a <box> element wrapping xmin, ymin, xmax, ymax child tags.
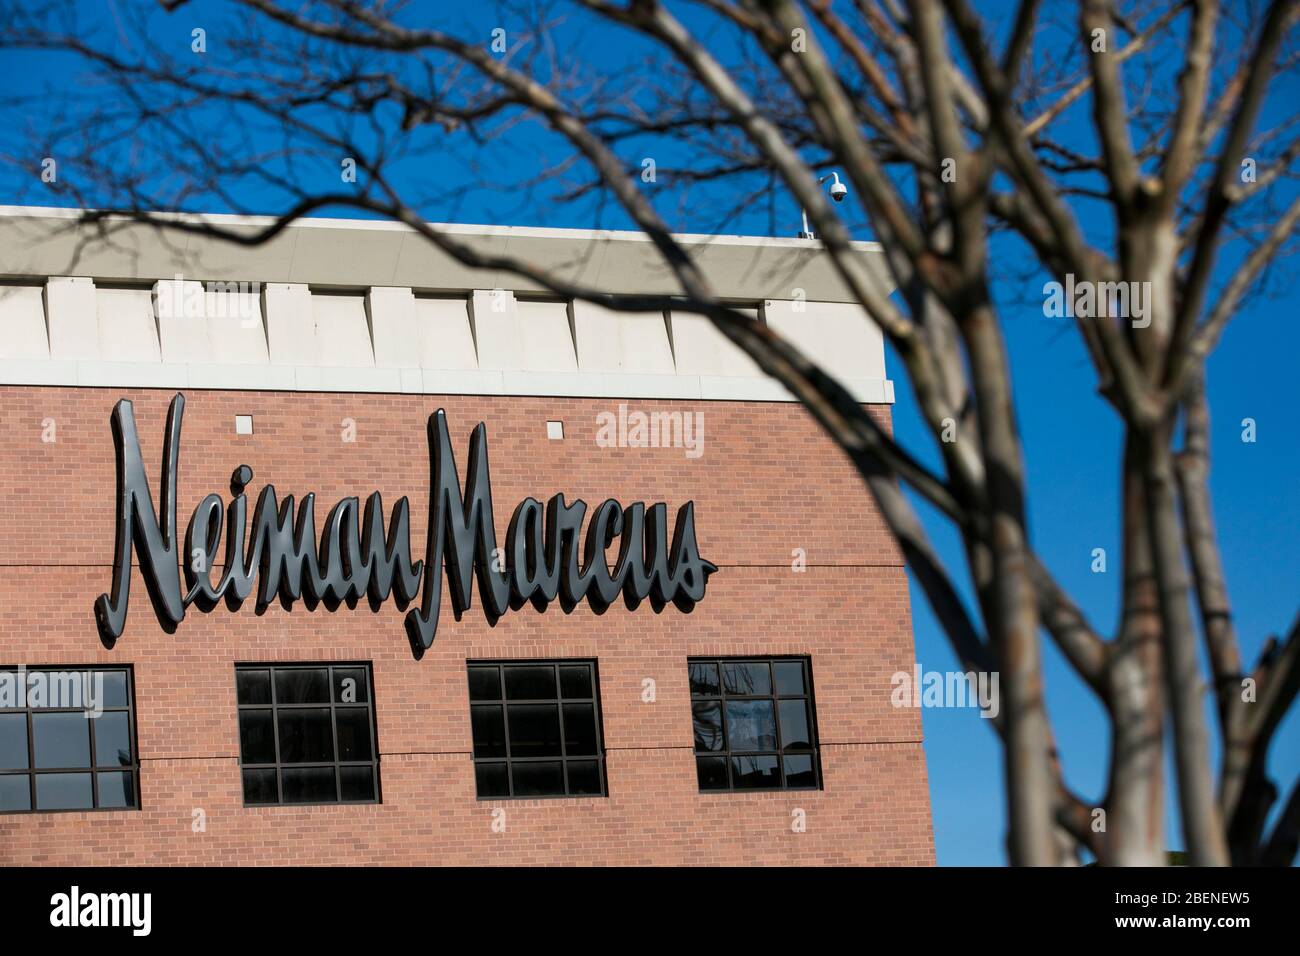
<box><xmin>0</xmin><ymin>207</ymin><xmax>933</xmax><ymax>865</ymax></box>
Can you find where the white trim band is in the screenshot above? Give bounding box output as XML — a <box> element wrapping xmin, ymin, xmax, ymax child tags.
<box><xmin>0</xmin><ymin>358</ymin><xmax>895</xmax><ymax>404</ymax></box>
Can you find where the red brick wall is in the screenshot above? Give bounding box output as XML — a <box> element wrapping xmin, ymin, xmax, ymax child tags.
<box><xmin>0</xmin><ymin>386</ymin><xmax>933</xmax><ymax>865</ymax></box>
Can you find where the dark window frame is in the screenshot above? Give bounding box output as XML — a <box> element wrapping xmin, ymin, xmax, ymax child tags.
<box><xmin>466</xmin><ymin>659</ymin><xmax>608</xmax><ymax>800</ymax></box>
<box><xmin>0</xmin><ymin>665</ymin><xmax>140</xmax><ymax>814</ymax></box>
<box><xmin>234</xmin><ymin>662</ymin><xmax>381</xmax><ymax>807</ymax></box>
<box><xmin>688</xmin><ymin>655</ymin><xmax>823</xmax><ymax>793</ymax></box>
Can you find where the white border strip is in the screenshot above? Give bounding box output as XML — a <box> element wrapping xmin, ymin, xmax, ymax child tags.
<box><xmin>0</xmin><ymin>359</ymin><xmax>895</xmax><ymax>404</ymax></box>
<box><xmin>0</xmin><ymin>204</ymin><xmax>884</xmax><ymax>251</ymax></box>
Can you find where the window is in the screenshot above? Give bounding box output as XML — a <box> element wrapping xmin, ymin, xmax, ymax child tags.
<box><xmin>0</xmin><ymin>667</ymin><xmax>139</xmax><ymax>813</ymax></box>
<box><xmin>689</xmin><ymin>657</ymin><xmax>821</xmax><ymax>792</ymax></box>
<box><xmin>467</xmin><ymin>660</ymin><xmax>606</xmax><ymax>799</ymax></box>
<box><xmin>235</xmin><ymin>664</ymin><xmax>379</xmax><ymax>806</ymax></box>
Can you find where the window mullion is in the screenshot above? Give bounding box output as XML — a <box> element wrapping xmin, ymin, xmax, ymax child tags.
<box><xmin>26</xmin><ymin>709</ymin><xmax>35</xmax><ymax>812</ymax></box>
<box><xmin>269</xmin><ymin>671</ymin><xmax>283</xmax><ymax>805</ymax></box>
<box><xmin>88</xmin><ymin>704</ymin><xmax>99</xmax><ymax>809</ymax></box>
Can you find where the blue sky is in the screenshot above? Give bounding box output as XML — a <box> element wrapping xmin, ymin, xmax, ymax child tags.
<box><xmin>0</xmin><ymin>0</ymin><xmax>1295</xmax><ymax>865</ymax></box>
<box><xmin>905</xmin><ymin>243</ymin><xmax>1300</xmax><ymax>865</ymax></box>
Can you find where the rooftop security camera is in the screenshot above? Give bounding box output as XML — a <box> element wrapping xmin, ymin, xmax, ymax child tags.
<box><xmin>829</xmin><ymin>177</ymin><xmax>848</xmax><ymax>202</ymax></box>
<box><xmin>797</xmin><ymin>171</ymin><xmax>848</xmax><ymax>238</ymax></box>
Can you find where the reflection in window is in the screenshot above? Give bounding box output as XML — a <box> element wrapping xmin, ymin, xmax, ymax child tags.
<box><xmin>688</xmin><ymin>657</ymin><xmax>821</xmax><ymax>792</ymax></box>
<box><xmin>0</xmin><ymin>667</ymin><xmax>139</xmax><ymax>813</ymax></box>
<box><xmin>235</xmin><ymin>663</ymin><xmax>379</xmax><ymax>806</ymax></box>
<box><xmin>466</xmin><ymin>661</ymin><xmax>606</xmax><ymax>798</ymax></box>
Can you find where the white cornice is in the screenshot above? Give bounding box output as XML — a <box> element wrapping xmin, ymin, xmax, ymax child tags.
<box><xmin>0</xmin><ymin>205</ymin><xmax>891</xmax><ymax>303</ymax></box>
<box><xmin>0</xmin><ymin>207</ymin><xmax>896</xmax><ymax>404</ymax></box>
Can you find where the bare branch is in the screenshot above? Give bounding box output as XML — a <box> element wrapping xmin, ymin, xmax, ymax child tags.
<box><xmin>1159</xmin><ymin>1</ymin><xmax>1218</xmax><ymax>208</ymax></box>
<box><xmin>1023</xmin><ymin>2</ymin><xmax>1188</xmax><ymax>138</ymax></box>
<box><xmin>1079</xmin><ymin>0</ymin><xmax>1141</xmax><ymax>207</ymax></box>
<box><xmin>1170</xmin><ymin>0</ymin><xmax>1299</xmax><ymax>374</ymax></box>
<box><xmin>1169</xmin><ymin>191</ymin><xmax>1300</xmax><ymax>394</ymax></box>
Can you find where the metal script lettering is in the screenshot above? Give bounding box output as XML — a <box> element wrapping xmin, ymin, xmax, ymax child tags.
<box><xmin>94</xmin><ymin>394</ymin><xmax>716</xmax><ymax>656</ymax></box>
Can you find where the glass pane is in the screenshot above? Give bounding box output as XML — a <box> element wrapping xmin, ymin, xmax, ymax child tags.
<box><xmin>468</xmin><ymin>666</ymin><xmax>502</xmax><ymax>702</ymax></box>
<box><xmin>784</xmin><ymin>755</ymin><xmax>817</xmax><ymax>788</ymax></box>
<box><xmin>238</xmin><ymin>710</ymin><xmax>276</xmax><ymax>764</ymax></box>
<box><xmin>276</xmin><ymin>709</ymin><xmax>334</xmax><ymax>763</ymax></box>
<box><xmin>24</xmin><ymin>670</ymin><xmax>90</xmax><ymax>709</ymax></box>
<box><xmin>507</xmin><ymin>704</ymin><xmax>562</xmax><ymax>757</ymax></box>
<box><xmin>0</xmin><ymin>671</ymin><xmax>20</xmax><ymax>708</ymax></box>
<box><xmin>722</xmin><ymin>661</ymin><xmax>771</xmax><ymax>696</ymax></box>
<box><xmin>475</xmin><ymin>762</ymin><xmax>509</xmax><ymax>798</ymax></box>
<box><xmin>98</xmin><ymin>671</ymin><xmax>130</xmax><ymax>709</ymax></box>
<box><xmin>778</xmin><ymin>699</ymin><xmax>812</xmax><ymax>752</ymax></box>
<box><xmin>471</xmin><ymin>705</ymin><xmax>506</xmax><ymax>759</ymax></box>
<box><xmin>688</xmin><ymin>662</ymin><xmax>720</xmax><ymax>696</ymax></box>
<box><xmin>773</xmin><ymin>661</ymin><xmax>806</xmax><ymax>696</ymax></box>
<box><xmin>332</xmin><ymin>668</ymin><xmax>369</xmax><ymax>704</ymax></box>
<box><xmin>339</xmin><ymin>765</ymin><xmax>375</xmax><ymax>802</ymax></box>
<box><xmin>35</xmin><ymin>772</ymin><xmax>93</xmax><ymax>809</ymax></box>
<box><xmin>696</xmin><ymin>756</ymin><xmax>728</xmax><ymax>791</ymax></box>
<box><xmin>21</xmin><ymin>671</ymin><xmax>46</xmax><ymax>708</ymax></box>
<box><xmin>559</xmin><ymin>665</ymin><xmax>592</xmax><ymax>700</ymax></box>
<box><xmin>731</xmin><ymin>754</ymin><xmax>781</xmax><ymax>790</ymax></box>
<box><xmin>567</xmin><ymin>760</ymin><xmax>602</xmax><ymax>795</ymax></box>
<box><xmin>275</xmin><ymin>668</ymin><xmax>330</xmax><ymax>704</ymax></box>
<box><xmin>510</xmin><ymin>760</ymin><xmax>563</xmax><ymax>797</ymax></box>
<box><xmin>0</xmin><ymin>773</ymin><xmax>30</xmax><ymax>810</ymax></box>
<box><xmin>724</xmin><ymin>700</ymin><xmax>777</xmax><ymax>752</ymax></box>
<box><xmin>504</xmin><ymin>665</ymin><xmax>556</xmax><ymax>701</ymax></box>
<box><xmin>0</xmin><ymin>713</ymin><xmax>29</xmax><ymax>769</ymax></box>
<box><xmin>96</xmin><ymin>771</ymin><xmax>133</xmax><ymax>809</ymax></box>
<box><xmin>242</xmin><ymin>768</ymin><xmax>278</xmax><ymax>804</ymax></box>
<box><xmin>281</xmin><ymin>766</ymin><xmax>337</xmax><ymax>803</ymax></box>
<box><xmin>562</xmin><ymin>703</ymin><xmax>598</xmax><ymax>756</ymax></box>
<box><xmin>335</xmin><ymin>708</ymin><xmax>373</xmax><ymax>761</ymax></box>
<box><xmin>93</xmin><ymin>711</ymin><xmax>132</xmax><ymax>767</ymax></box>
<box><xmin>692</xmin><ymin>702</ymin><xmax>725</xmax><ymax>753</ymax></box>
<box><xmin>32</xmin><ymin>712</ymin><xmax>91</xmax><ymax>768</ymax></box>
<box><xmin>236</xmin><ymin>669</ymin><xmax>271</xmax><ymax>705</ymax></box>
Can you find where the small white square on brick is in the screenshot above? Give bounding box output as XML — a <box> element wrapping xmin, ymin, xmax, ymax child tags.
<box><xmin>235</xmin><ymin>415</ymin><xmax>254</xmax><ymax>435</ymax></box>
<box><xmin>546</xmin><ymin>420</ymin><xmax>564</xmax><ymax>440</ymax></box>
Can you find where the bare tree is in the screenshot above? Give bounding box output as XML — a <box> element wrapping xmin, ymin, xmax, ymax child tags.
<box><xmin>1</xmin><ymin>0</ymin><xmax>1297</xmax><ymax>865</ymax></box>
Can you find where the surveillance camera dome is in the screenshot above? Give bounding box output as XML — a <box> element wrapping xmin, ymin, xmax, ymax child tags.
<box><xmin>830</xmin><ymin>180</ymin><xmax>848</xmax><ymax>202</ymax></box>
